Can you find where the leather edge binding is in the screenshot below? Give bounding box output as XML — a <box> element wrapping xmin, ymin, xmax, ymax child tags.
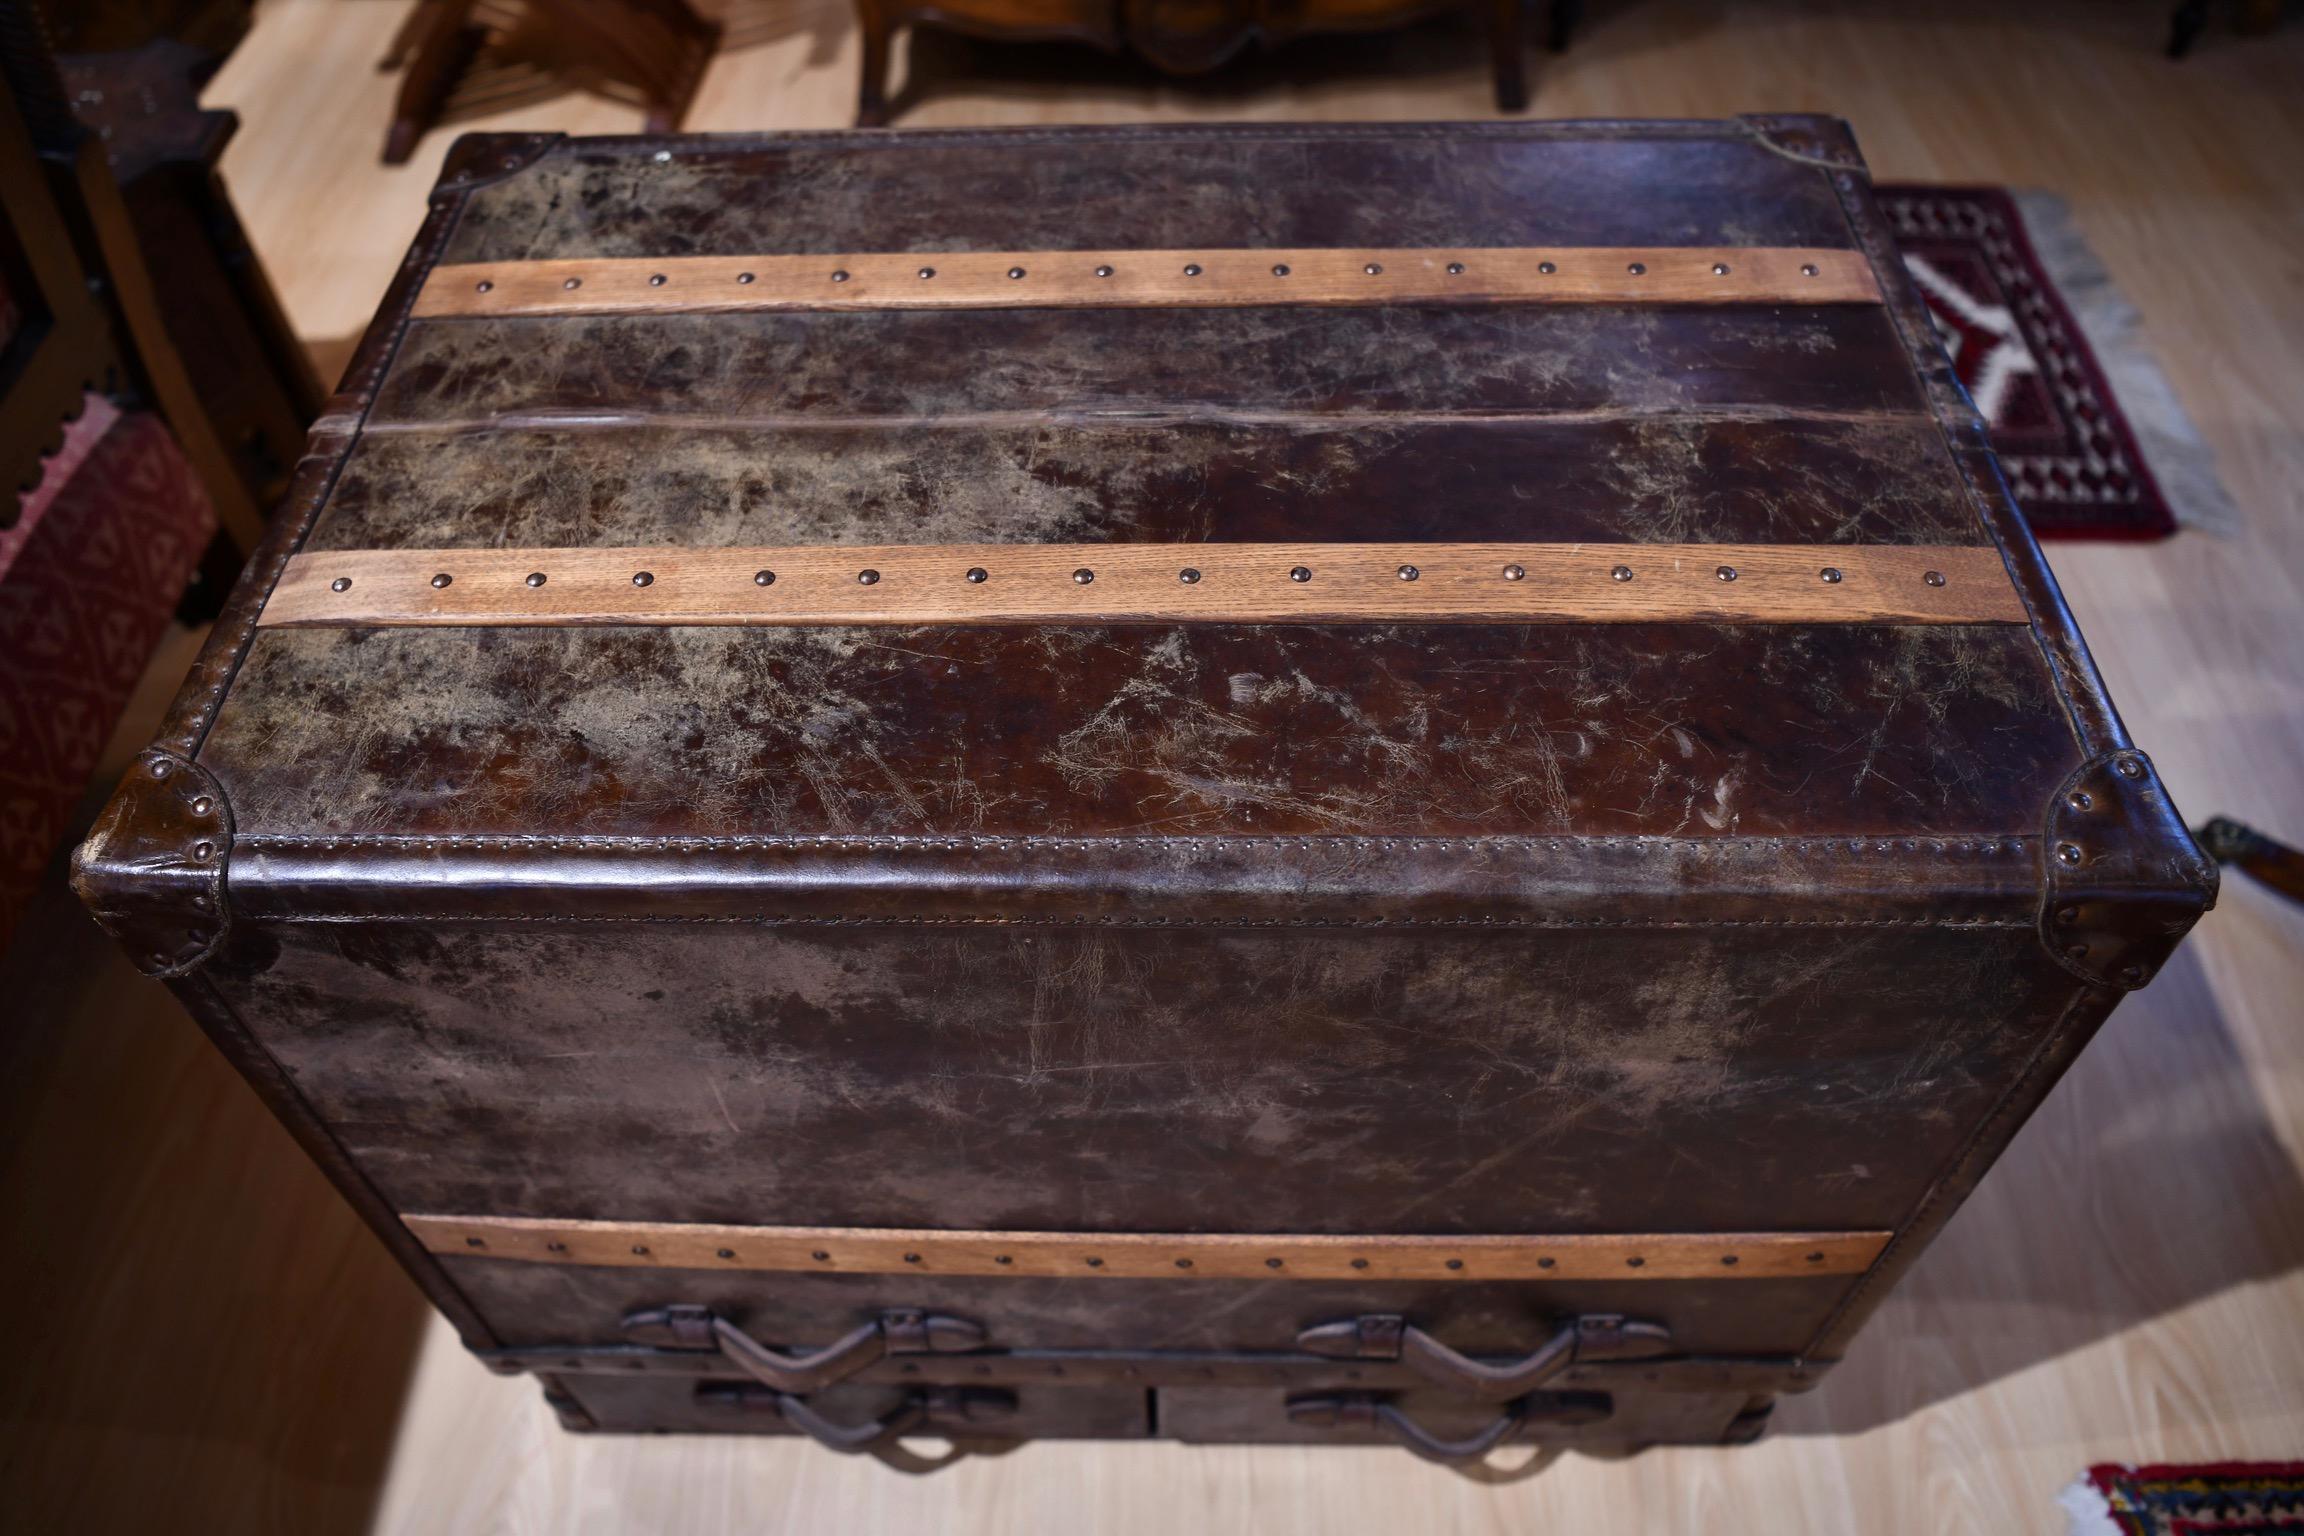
<box><xmin>434</xmin><ymin>130</ymin><xmax>564</xmax><ymax>194</ymax></box>
<box><xmin>70</xmin><ymin>749</ymin><xmax>231</xmax><ymax>978</ymax></box>
<box><xmin>1737</xmin><ymin>113</ymin><xmax>1867</xmax><ymax>173</ymax></box>
<box><xmin>2038</xmin><ymin>747</ymin><xmax>2219</xmax><ymax>990</ymax></box>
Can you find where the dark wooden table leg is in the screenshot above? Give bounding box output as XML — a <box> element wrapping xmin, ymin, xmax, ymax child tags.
<box><xmin>855</xmin><ymin>0</ymin><xmax>892</xmax><ymax>127</ymax></box>
<box><xmin>1489</xmin><ymin>0</ymin><xmax>1527</xmax><ymax>112</ymax></box>
<box><xmin>2196</xmin><ymin>817</ymin><xmax>2304</xmax><ymax>905</ymax></box>
<box><xmin>384</xmin><ymin>0</ymin><xmax>481</xmax><ymax>164</ymax></box>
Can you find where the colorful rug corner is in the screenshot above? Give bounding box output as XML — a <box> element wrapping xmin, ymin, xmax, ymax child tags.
<box><xmin>2061</xmin><ymin>1461</ymin><xmax>2304</xmax><ymax>1534</ymax></box>
<box><xmin>1875</xmin><ymin>183</ymin><xmax>2235</xmax><ymax>542</ymax></box>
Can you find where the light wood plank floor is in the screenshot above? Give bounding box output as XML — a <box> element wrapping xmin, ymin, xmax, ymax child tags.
<box><xmin>3</xmin><ymin>0</ymin><xmax>2300</xmax><ymax>1530</ymax></box>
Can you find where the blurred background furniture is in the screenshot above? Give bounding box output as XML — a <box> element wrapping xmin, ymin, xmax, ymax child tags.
<box><xmin>0</xmin><ymin>0</ymin><xmax>255</xmax><ymax>945</ymax></box>
<box><xmin>2167</xmin><ymin>0</ymin><xmax>2285</xmax><ymax>54</ymax></box>
<box><xmin>377</xmin><ymin>0</ymin><xmax>719</xmax><ymax>163</ymax></box>
<box><xmin>854</xmin><ymin>0</ymin><xmax>1540</xmax><ymax>124</ymax></box>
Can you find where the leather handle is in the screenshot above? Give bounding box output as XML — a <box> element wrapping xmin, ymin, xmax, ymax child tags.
<box><xmin>623</xmin><ymin>1304</ymin><xmax>988</xmax><ymax>1393</ymax></box>
<box><xmin>1296</xmin><ymin>1313</ymin><xmax>1673</xmax><ymax>1400</ymax></box>
<box><xmin>695</xmin><ymin>1384</ymin><xmax>1019</xmax><ymax>1455</ymax></box>
<box><xmin>1286</xmin><ymin>1393</ymin><xmax>1523</xmax><ymax>1463</ymax></box>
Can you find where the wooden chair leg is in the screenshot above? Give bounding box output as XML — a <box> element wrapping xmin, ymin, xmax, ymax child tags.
<box><xmin>384</xmin><ymin>0</ymin><xmax>481</xmax><ymax>164</ymax></box>
<box><xmin>1547</xmin><ymin>0</ymin><xmax>1580</xmax><ymax>52</ymax></box>
<box><xmin>855</xmin><ymin>0</ymin><xmax>892</xmax><ymax>127</ymax></box>
<box><xmin>2165</xmin><ymin>0</ymin><xmax>2209</xmax><ymax>57</ymax></box>
<box><xmin>1489</xmin><ymin>0</ymin><xmax>1527</xmax><ymax>112</ymax></box>
<box><xmin>2196</xmin><ymin>817</ymin><xmax>2304</xmax><ymax>905</ymax></box>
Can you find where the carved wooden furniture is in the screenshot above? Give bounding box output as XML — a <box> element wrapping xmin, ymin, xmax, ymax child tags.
<box><xmin>379</xmin><ymin>0</ymin><xmax>718</xmax><ymax>165</ymax></box>
<box><xmin>77</xmin><ymin>118</ymin><xmax>2215</xmax><ymax>1466</ymax></box>
<box><xmin>853</xmin><ymin>0</ymin><xmax>1537</xmax><ymax>124</ymax></box>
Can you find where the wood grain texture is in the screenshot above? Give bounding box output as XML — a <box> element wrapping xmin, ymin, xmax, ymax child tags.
<box><xmin>259</xmin><ymin>542</ymin><xmax>2024</xmax><ymax>627</ymax></box>
<box><xmin>405</xmin><ymin>1215</ymin><xmax>1890</xmax><ymax>1281</ymax></box>
<box><xmin>5</xmin><ymin>2</ymin><xmax>2297</xmax><ymax>1533</ymax></box>
<box><xmin>413</xmin><ymin>246</ymin><xmax>1881</xmax><ymax>316</ymax></box>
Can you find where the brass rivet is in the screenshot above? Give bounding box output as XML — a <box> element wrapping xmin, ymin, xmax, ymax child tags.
<box><xmin>1350</xmin><ymin>1258</ymin><xmax>1370</xmax><ymax>1270</ymax></box>
<box><xmin>916</xmin><ymin>267</ymin><xmax>934</xmax><ymax>279</ymax></box>
<box><xmin>2068</xmin><ymin>790</ymin><xmax>2094</xmax><ymax>811</ymax></box>
<box><xmin>1627</xmin><ymin>262</ymin><xmax>1647</xmax><ymax>275</ymax></box>
<box><xmin>330</xmin><ymin>576</ymin><xmax>351</xmax><ymax>592</ymax></box>
<box><xmin>1537</xmin><ymin>1257</ymin><xmax>1555</xmax><ymax>1270</ymax></box>
<box><xmin>466</xmin><ymin>1236</ymin><xmax>485</xmax><ymax>1247</ymax></box>
<box><xmin>994</xmin><ymin>1254</ymin><xmax>1013</xmax><ymax>1265</ymax></box>
<box><xmin>525</xmin><ymin>572</ymin><xmax>546</xmax><ymax>587</ymax></box>
<box><xmin>546</xmin><ymin>1241</ymin><xmax>567</xmax><ymax>1253</ymax></box>
<box><xmin>190</xmin><ymin>796</ymin><xmax>213</xmax><ymax>816</ymax></box>
<box><xmin>1820</xmin><ymin>567</ymin><xmax>1843</xmax><ymax>583</ymax></box>
<box><xmin>1924</xmin><ymin>570</ymin><xmax>1947</xmax><ymax>587</ymax></box>
<box><xmin>1364</xmin><ymin>262</ymin><xmax>1383</xmax><ymax>275</ymax></box>
<box><xmin>737</xmin><ymin>272</ymin><xmax>755</xmax><ymax>284</ymax></box>
<box><xmin>857</xmin><ymin>569</ymin><xmax>880</xmax><ymax>585</ymax></box>
<box><xmin>2055</xmin><ymin>905</ymin><xmax>2079</xmax><ymax>924</ymax></box>
<box><xmin>2065</xmin><ymin>943</ymin><xmax>2089</xmax><ymax>961</ymax></box>
<box><xmin>1085</xmin><ymin>1256</ymin><xmax>1104</xmax><ymax>1268</ymax></box>
<box><xmin>1289</xmin><ymin>566</ymin><xmax>1312</xmax><ymax>583</ymax></box>
<box><xmin>1265</xmin><ymin>1257</ymin><xmax>1284</xmax><ymax>1269</ymax></box>
<box><xmin>2119</xmin><ymin>964</ymin><xmax>2147</xmax><ymax>985</ymax></box>
<box><xmin>648</xmin><ymin>273</ymin><xmax>667</xmax><ymax>287</ymax></box>
<box><xmin>811</xmin><ymin>1249</ymin><xmax>830</xmax><ymax>1261</ymax></box>
<box><xmin>1073</xmin><ymin>568</ymin><xmax>1094</xmax><ymax>585</ymax></box>
<box><xmin>1094</xmin><ymin>265</ymin><xmax>1114</xmax><ymax>278</ymax></box>
<box><xmin>1611</xmin><ymin>565</ymin><xmax>1634</xmax><ymax>582</ymax></box>
<box><xmin>904</xmin><ymin>1252</ymin><xmax>922</xmax><ymax>1263</ymax></box>
<box><xmin>1444</xmin><ymin>1259</ymin><xmax>1464</xmax><ymax>1271</ymax></box>
<box><xmin>474</xmin><ymin>279</ymin><xmax>493</xmax><ymax>293</ymax></box>
<box><xmin>753</xmin><ymin>570</ymin><xmax>775</xmax><ymax>586</ymax></box>
<box><xmin>1271</xmin><ymin>264</ymin><xmax>1289</xmax><ymax>277</ymax></box>
<box><xmin>1397</xmin><ymin>564</ymin><xmax>1419</xmax><ymax>581</ymax></box>
<box><xmin>1538</xmin><ymin>261</ymin><xmax>1556</xmax><ymax>274</ymax></box>
<box><xmin>1008</xmin><ymin>267</ymin><xmax>1026</xmax><ymax>280</ymax></box>
<box><xmin>631</xmin><ymin>571</ymin><xmax>654</xmax><ymax>587</ymax></box>
<box><xmin>431</xmin><ymin>572</ymin><xmax>453</xmax><ymax>588</ymax></box>
<box><xmin>965</xmin><ymin>567</ymin><xmax>988</xmax><ymax>583</ymax></box>
<box><xmin>717</xmin><ymin>1248</ymin><xmax>736</xmax><ymax>1259</ymax></box>
<box><xmin>1712</xmin><ymin>262</ymin><xmax>1730</xmax><ymax>275</ymax></box>
<box><xmin>2116</xmin><ymin>757</ymin><xmax>2145</xmax><ymax>779</ymax></box>
<box><xmin>151</xmin><ymin>761</ymin><xmax>171</xmax><ymax>778</ymax></box>
<box><xmin>1801</xmin><ymin>263</ymin><xmax>1820</xmax><ymax>277</ymax></box>
<box><xmin>1178</xmin><ymin>568</ymin><xmax>1201</xmax><ymax>584</ymax></box>
<box><xmin>1627</xmin><ymin>1256</ymin><xmax>1645</xmax><ymax>1268</ymax></box>
<box><xmin>2057</xmin><ymin>843</ymin><xmax>2084</xmax><ymax>866</ymax></box>
<box><xmin>1503</xmin><ymin>564</ymin><xmax>1525</xmax><ymax>581</ymax></box>
<box><xmin>1721</xmin><ymin>1254</ymin><xmax>1739</xmax><ymax>1266</ymax></box>
<box><xmin>1716</xmin><ymin>565</ymin><xmax>1738</xmax><ymax>582</ymax></box>
<box><xmin>562</xmin><ymin>277</ymin><xmax>581</xmax><ymax>290</ymax></box>
<box><xmin>192</xmin><ymin>841</ymin><xmax>213</xmax><ymax>861</ymax></box>
<box><xmin>1175</xmin><ymin>1257</ymin><xmax>1193</xmax><ymax>1269</ymax></box>
<box><xmin>830</xmin><ymin>269</ymin><xmax>850</xmax><ymax>282</ymax></box>
<box><xmin>1447</xmin><ymin>261</ymin><xmax>1465</xmax><ymax>275</ymax></box>
<box><xmin>1183</xmin><ymin>263</ymin><xmax>1202</xmax><ymax>277</ymax></box>
<box><xmin>631</xmin><ymin>1244</ymin><xmax>649</xmax><ymax>1255</ymax></box>
<box><xmin>1806</xmin><ymin>1252</ymin><xmax>1825</xmax><ymax>1263</ymax></box>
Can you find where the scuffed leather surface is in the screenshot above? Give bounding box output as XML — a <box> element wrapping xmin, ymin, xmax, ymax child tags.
<box><xmin>204</xmin><ymin>622</ymin><xmax>2067</xmax><ymax>839</ymax></box>
<box><xmin>310</xmin><ymin>417</ymin><xmax>1981</xmax><ymax>551</ymax></box>
<box><xmin>438</xmin><ymin>124</ymin><xmax>1857</xmax><ymax>263</ymax></box>
<box><xmin>220</xmin><ymin>920</ymin><xmax>2074</xmax><ymax>1236</ymax></box>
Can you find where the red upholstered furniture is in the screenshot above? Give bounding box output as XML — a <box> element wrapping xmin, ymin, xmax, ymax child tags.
<box><xmin>0</xmin><ymin>391</ymin><xmax>213</xmax><ymax>938</ymax></box>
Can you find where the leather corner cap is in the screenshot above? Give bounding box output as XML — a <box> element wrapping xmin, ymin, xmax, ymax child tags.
<box><xmin>71</xmin><ymin>749</ymin><xmax>232</xmax><ymax>978</ymax></box>
<box><xmin>2039</xmin><ymin>748</ymin><xmax>2219</xmax><ymax>990</ymax></box>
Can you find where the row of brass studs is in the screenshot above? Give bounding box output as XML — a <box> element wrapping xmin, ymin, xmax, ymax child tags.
<box><xmin>455</xmin><ymin>1232</ymin><xmax>1833</xmax><ymax>1271</ymax></box>
<box><xmin>324</xmin><ymin>564</ymin><xmax>1953</xmax><ymax>593</ymax></box>
<box><xmin>471</xmin><ymin>258</ymin><xmax>1832</xmax><ymax>295</ymax></box>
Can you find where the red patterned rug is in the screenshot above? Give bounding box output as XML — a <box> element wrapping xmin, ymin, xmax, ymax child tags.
<box><xmin>1876</xmin><ymin>184</ymin><xmax>2228</xmax><ymax>541</ymax></box>
<box><xmin>2062</xmin><ymin>1462</ymin><xmax>2304</xmax><ymax>1534</ymax></box>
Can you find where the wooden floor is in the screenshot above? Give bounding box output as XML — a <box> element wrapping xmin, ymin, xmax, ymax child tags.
<box><xmin>4</xmin><ymin>0</ymin><xmax>2302</xmax><ymax>1530</ymax></box>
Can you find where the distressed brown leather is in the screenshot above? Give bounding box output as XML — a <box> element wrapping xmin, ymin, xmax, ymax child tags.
<box><xmin>74</xmin><ymin>117</ymin><xmax>2217</xmax><ymax>1463</ymax></box>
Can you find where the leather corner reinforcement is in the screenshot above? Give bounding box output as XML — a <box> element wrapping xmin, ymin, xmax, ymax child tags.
<box><xmin>2039</xmin><ymin>748</ymin><xmax>2217</xmax><ymax>990</ymax></box>
<box><xmin>71</xmin><ymin>749</ymin><xmax>233</xmax><ymax>978</ymax></box>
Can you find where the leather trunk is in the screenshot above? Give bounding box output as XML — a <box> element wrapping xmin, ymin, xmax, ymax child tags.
<box><xmin>73</xmin><ymin>117</ymin><xmax>2217</xmax><ymax>1468</ymax></box>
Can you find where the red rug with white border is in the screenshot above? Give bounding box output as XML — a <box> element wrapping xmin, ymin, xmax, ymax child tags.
<box><xmin>2061</xmin><ymin>1461</ymin><xmax>2304</xmax><ymax>1534</ymax></box>
<box><xmin>1876</xmin><ymin>184</ymin><xmax>2231</xmax><ymax>541</ymax></box>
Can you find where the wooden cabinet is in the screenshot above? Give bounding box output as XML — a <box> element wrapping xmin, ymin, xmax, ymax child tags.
<box><xmin>855</xmin><ymin>0</ymin><xmax>1532</xmax><ymax>123</ymax></box>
